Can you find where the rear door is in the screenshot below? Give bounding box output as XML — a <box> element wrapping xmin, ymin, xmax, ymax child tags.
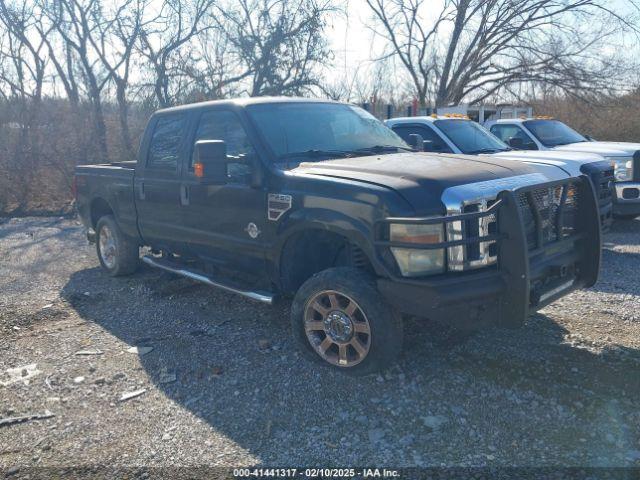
<box><xmin>134</xmin><ymin>112</ymin><xmax>189</xmax><ymax>250</ymax></box>
<box><xmin>178</xmin><ymin>107</ymin><xmax>268</xmax><ymax>282</ymax></box>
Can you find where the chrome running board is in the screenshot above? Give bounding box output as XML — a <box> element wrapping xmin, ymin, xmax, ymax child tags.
<box><xmin>141</xmin><ymin>255</ymin><xmax>274</xmax><ymax>304</ymax></box>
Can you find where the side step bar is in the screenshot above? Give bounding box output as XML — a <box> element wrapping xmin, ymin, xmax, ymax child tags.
<box><xmin>141</xmin><ymin>255</ymin><xmax>274</xmax><ymax>305</ymax></box>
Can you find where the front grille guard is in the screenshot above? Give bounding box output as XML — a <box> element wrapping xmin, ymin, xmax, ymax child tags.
<box><xmin>373</xmin><ymin>176</ymin><xmax>600</xmax><ymax>282</ymax></box>
<box><xmin>581</xmin><ymin>163</ymin><xmax>614</xmax><ymax>229</ymax></box>
<box><xmin>374</xmin><ymin>199</ymin><xmax>504</xmax><ymax>252</ymax></box>
<box><xmin>373</xmin><ymin>176</ymin><xmax>600</xmax><ymax>327</ymax></box>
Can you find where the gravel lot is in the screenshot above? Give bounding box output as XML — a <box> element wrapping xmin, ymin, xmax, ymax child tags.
<box><xmin>1</xmin><ymin>216</ymin><xmax>639</xmax><ymax>472</ymax></box>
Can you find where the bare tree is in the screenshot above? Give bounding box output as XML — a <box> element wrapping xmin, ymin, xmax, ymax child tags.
<box><xmin>32</xmin><ymin>0</ymin><xmax>81</xmax><ymax>107</ymax></box>
<box><xmin>137</xmin><ymin>0</ymin><xmax>215</xmax><ymax>108</ymax></box>
<box><xmin>0</xmin><ymin>1</ymin><xmax>48</xmax><ymax>210</ymax></box>
<box><xmin>44</xmin><ymin>0</ymin><xmax>112</xmax><ymax>160</ymax></box>
<box><xmin>214</xmin><ymin>0</ymin><xmax>336</xmax><ymax>96</ymax></box>
<box><xmin>88</xmin><ymin>0</ymin><xmax>144</xmax><ymax>157</ymax></box>
<box><xmin>178</xmin><ymin>22</ymin><xmax>252</xmax><ymax>101</ymax></box>
<box><xmin>366</xmin><ymin>0</ymin><xmax>640</xmax><ymax>107</ymax></box>
<box><xmin>0</xmin><ymin>1</ymin><xmax>47</xmax><ymax>101</ymax></box>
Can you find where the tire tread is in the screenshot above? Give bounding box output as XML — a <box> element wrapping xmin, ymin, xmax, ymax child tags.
<box><xmin>96</xmin><ymin>215</ymin><xmax>139</xmax><ymax>276</ymax></box>
<box><xmin>290</xmin><ymin>267</ymin><xmax>402</xmax><ymax>375</ymax></box>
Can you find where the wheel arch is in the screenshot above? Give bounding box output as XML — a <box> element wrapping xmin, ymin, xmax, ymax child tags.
<box><xmin>89</xmin><ymin>197</ymin><xmax>115</xmax><ymax>229</ymax></box>
<box><xmin>275</xmin><ymin>213</ymin><xmax>382</xmax><ymax>295</ymax></box>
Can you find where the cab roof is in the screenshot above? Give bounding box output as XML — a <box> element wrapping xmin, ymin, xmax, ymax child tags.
<box><xmin>386</xmin><ymin>114</ymin><xmax>471</xmax><ymax>125</ymax></box>
<box><xmin>155</xmin><ymin>96</ymin><xmax>341</xmax><ymax>115</ymax></box>
<box><xmin>492</xmin><ymin>117</ymin><xmax>555</xmax><ymax>124</ymax></box>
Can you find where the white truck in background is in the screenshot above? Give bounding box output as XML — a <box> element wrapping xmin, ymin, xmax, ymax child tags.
<box><xmin>385</xmin><ymin>115</ymin><xmax>615</xmax><ymax>227</ymax></box>
<box><xmin>485</xmin><ymin>117</ymin><xmax>640</xmax><ymax>218</ymax></box>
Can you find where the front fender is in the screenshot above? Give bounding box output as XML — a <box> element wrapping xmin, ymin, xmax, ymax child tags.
<box><xmin>273</xmin><ymin>208</ymin><xmax>385</xmax><ymax>277</ymax></box>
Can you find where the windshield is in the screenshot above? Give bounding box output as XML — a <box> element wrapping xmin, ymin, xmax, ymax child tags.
<box><xmin>434</xmin><ymin>120</ymin><xmax>509</xmax><ymax>154</ymax></box>
<box><xmin>246</xmin><ymin>102</ymin><xmax>409</xmax><ymax>162</ymax></box>
<box><xmin>523</xmin><ymin>120</ymin><xmax>587</xmax><ymax>147</ymax></box>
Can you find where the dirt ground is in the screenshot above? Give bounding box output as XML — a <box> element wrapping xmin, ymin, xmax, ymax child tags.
<box><xmin>1</xmin><ymin>217</ymin><xmax>639</xmax><ymax>474</ymax></box>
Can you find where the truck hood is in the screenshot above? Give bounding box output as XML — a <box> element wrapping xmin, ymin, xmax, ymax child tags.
<box><xmin>293</xmin><ymin>152</ymin><xmax>557</xmax><ymax>211</ymax></box>
<box><xmin>553</xmin><ymin>142</ymin><xmax>638</xmax><ymax>157</ymax></box>
<box><xmin>491</xmin><ymin>150</ymin><xmax>605</xmax><ymax>176</ymax></box>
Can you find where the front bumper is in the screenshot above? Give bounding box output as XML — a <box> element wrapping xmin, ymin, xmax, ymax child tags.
<box><xmin>613</xmin><ymin>182</ymin><xmax>640</xmax><ymax>216</ymax></box>
<box><xmin>375</xmin><ymin>177</ymin><xmax>601</xmax><ymax>328</ymax></box>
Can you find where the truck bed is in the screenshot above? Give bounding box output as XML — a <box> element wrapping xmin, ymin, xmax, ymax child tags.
<box><xmin>75</xmin><ymin>162</ymin><xmax>138</xmax><ymax>239</ymax></box>
<box><xmin>76</xmin><ymin>160</ymin><xmax>136</xmax><ymax>172</ymax></box>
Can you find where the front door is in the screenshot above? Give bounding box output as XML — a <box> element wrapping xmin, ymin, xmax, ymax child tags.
<box><xmin>490</xmin><ymin>124</ymin><xmax>539</xmax><ymax>150</ymax></box>
<box><xmin>135</xmin><ymin>112</ymin><xmax>189</xmax><ymax>251</ymax></box>
<box><xmin>391</xmin><ymin>124</ymin><xmax>453</xmax><ymax>153</ymax></box>
<box><xmin>179</xmin><ymin>108</ymin><xmax>268</xmax><ymax>284</ymax></box>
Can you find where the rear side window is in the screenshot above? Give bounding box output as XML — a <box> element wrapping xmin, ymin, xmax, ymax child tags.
<box><xmin>147</xmin><ymin>114</ymin><xmax>186</xmax><ymax>169</ymax></box>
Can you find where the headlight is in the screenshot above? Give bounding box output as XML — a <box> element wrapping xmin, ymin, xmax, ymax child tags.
<box><xmin>389</xmin><ymin>223</ymin><xmax>445</xmax><ymax>276</ymax></box>
<box><xmin>609</xmin><ymin>157</ymin><xmax>634</xmax><ymax>181</ymax></box>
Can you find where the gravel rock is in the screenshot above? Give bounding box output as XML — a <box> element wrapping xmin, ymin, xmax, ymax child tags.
<box><xmin>0</xmin><ymin>217</ymin><xmax>639</xmax><ymax>468</ymax></box>
<box><xmin>421</xmin><ymin>415</ymin><xmax>448</xmax><ymax>430</ymax></box>
<box><xmin>368</xmin><ymin>429</ymin><xmax>385</xmax><ymax>444</ymax></box>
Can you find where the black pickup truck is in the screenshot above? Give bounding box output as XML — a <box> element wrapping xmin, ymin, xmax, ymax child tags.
<box><xmin>75</xmin><ymin>97</ymin><xmax>601</xmax><ymax>374</ymax></box>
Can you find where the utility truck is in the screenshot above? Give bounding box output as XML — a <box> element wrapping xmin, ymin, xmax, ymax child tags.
<box><xmin>386</xmin><ymin>115</ymin><xmax>614</xmax><ymax>227</ymax></box>
<box><xmin>486</xmin><ymin>117</ymin><xmax>639</xmax><ymax>218</ymax></box>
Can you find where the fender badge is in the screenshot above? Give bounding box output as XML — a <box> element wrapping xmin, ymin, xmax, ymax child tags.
<box><xmin>245</xmin><ymin>222</ymin><xmax>261</xmax><ymax>239</ymax></box>
<box><xmin>268</xmin><ymin>193</ymin><xmax>292</xmax><ymax>221</ymax></box>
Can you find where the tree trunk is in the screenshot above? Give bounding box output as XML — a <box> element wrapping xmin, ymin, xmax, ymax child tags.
<box><xmin>436</xmin><ymin>0</ymin><xmax>469</xmax><ymax>107</ymax></box>
<box><xmin>116</xmin><ymin>80</ymin><xmax>135</xmax><ymax>159</ymax></box>
<box><xmin>89</xmin><ymin>91</ymin><xmax>109</xmax><ymax>162</ymax></box>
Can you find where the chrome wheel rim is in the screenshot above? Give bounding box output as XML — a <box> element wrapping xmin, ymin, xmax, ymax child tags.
<box><xmin>98</xmin><ymin>225</ymin><xmax>117</xmax><ymax>269</ymax></box>
<box><xmin>303</xmin><ymin>290</ymin><xmax>371</xmax><ymax>367</ymax></box>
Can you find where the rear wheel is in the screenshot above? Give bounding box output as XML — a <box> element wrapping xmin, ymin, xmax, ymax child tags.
<box><xmin>96</xmin><ymin>215</ymin><xmax>139</xmax><ymax>276</ymax></box>
<box><xmin>291</xmin><ymin>267</ymin><xmax>403</xmax><ymax>375</ymax></box>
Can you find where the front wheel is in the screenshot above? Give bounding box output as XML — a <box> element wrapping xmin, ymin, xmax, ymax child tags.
<box><xmin>291</xmin><ymin>267</ymin><xmax>403</xmax><ymax>375</ymax></box>
<box><xmin>96</xmin><ymin>215</ymin><xmax>139</xmax><ymax>276</ymax></box>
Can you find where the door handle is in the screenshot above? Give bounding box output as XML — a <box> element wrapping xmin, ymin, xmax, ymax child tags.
<box><xmin>180</xmin><ymin>184</ymin><xmax>190</xmax><ymax>206</ymax></box>
<box><xmin>138</xmin><ymin>182</ymin><xmax>145</xmax><ymax>200</ymax></box>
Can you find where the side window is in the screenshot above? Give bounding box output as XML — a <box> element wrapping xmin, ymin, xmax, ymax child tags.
<box><xmin>147</xmin><ymin>114</ymin><xmax>186</xmax><ymax>169</ymax></box>
<box><xmin>490</xmin><ymin>125</ymin><xmax>538</xmax><ymax>150</ymax></box>
<box><xmin>192</xmin><ymin>110</ymin><xmax>256</xmax><ymax>182</ymax></box>
<box><xmin>392</xmin><ymin>125</ymin><xmax>452</xmax><ymax>153</ymax></box>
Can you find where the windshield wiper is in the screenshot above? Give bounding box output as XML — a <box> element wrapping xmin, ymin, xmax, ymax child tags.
<box><xmin>552</xmin><ymin>140</ymin><xmax>587</xmax><ymax>146</ymax></box>
<box><xmin>466</xmin><ymin>148</ymin><xmax>504</xmax><ymax>154</ymax></box>
<box><xmin>278</xmin><ymin>149</ymin><xmax>354</xmax><ymax>161</ymax></box>
<box><xmin>350</xmin><ymin>145</ymin><xmax>414</xmax><ymax>155</ymax></box>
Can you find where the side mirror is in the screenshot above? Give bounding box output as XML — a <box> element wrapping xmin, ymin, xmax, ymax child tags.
<box><xmin>194</xmin><ymin>140</ymin><xmax>228</xmax><ymax>183</ymax></box>
<box><xmin>508</xmin><ymin>137</ymin><xmax>524</xmax><ymax>149</ymax></box>
<box><xmin>585</xmin><ymin>134</ymin><xmax>594</xmax><ymax>141</ymax></box>
<box><xmin>407</xmin><ymin>133</ymin><xmax>425</xmax><ymax>151</ymax></box>
<box><xmin>422</xmin><ymin>140</ymin><xmax>435</xmax><ymax>152</ymax></box>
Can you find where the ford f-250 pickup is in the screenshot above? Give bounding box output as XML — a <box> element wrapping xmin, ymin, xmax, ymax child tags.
<box><xmin>75</xmin><ymin>97</ymin><xmax>602</xmax><ymax>375</ymax></box>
